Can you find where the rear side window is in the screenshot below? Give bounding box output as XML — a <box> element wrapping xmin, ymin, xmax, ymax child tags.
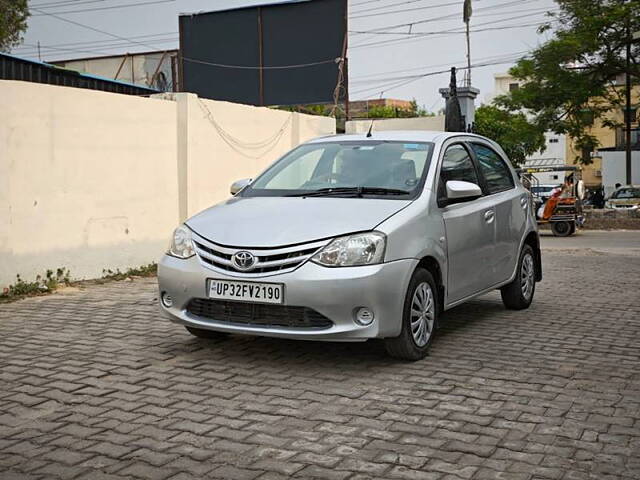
<box><xmin>440</xmin><ymin>144</ymin><xmax>480</xmax><ymax>185</ymax></box>
<box><xmin>471</xmin><ymin>143</ymin><xmax>515</xmax><ymax>194</ymax></box>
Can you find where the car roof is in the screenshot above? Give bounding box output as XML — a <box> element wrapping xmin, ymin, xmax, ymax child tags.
<box><xmin>305</xmin><ymin>130</ymin><xmax>490</xmax><ymax>144</ymax></box>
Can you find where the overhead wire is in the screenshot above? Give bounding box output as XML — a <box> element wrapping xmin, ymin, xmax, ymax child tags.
<box><xmin>30</xmin><ymin>7</ymin><xmax>169</xmax><ymax>52</ymax></box>
<box><xmin>350</xmin><ymin>49</ymin><xmax>531</xmax><ymax>82</ymax></box>
<box><xmin>31</xmin><ymin>0</ymin><xmax>106</xmax><ymax>7</ymax></box>
<box><xmin>349</xmin><ymin>0</ymin><xmax>545</xmax><ymax>20</ymax></box>
<box><xmin>350</xmin><ymin>12</ymin><xmax>556</xmax><ymax>49</ymax></box>
<box><xmin>350</xmin><ymin>6</ymin><xmax>557</xmax><ymax>35</ymax></box>
<box><xmin>31</xmin><ymin>0</ymin><xmax>176</xmax><ymax>16</ymax></box>
<box><xmin>182</xmin><ymin>57</ymin><xmax>340</xmax><ymax>70</ymax></box>
<box><xmin>351</xmin><ymin>0</ymin><xmax>460</xmax><ymax>16</ymax></box>
<box><xmin>351</xmin><ymin>56</ymin><xmax>531</xmax><ymax>98</ymax></box>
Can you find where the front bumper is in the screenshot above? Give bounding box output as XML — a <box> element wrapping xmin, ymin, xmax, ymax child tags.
<box><xmin>158</xmin><ymin>255</ymin><xmax>417</xmax><ymax>341</ymax></box>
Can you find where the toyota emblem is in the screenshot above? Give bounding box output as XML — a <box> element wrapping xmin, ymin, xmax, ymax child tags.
<box><xmin>232</xmin><ymin>251</ymin><xmax>257</xmax><ymax>271</ymax></box>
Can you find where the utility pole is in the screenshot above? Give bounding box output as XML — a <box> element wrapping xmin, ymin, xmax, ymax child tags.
<box><xmin>625</xmin><ymin>19</ymin><xmax>632</xmax><ymax>185</ymax></box>
<box><xmin>463</xmin><ymin>0</ymin><xmax>472</xmax><ymax>87</ymax></box>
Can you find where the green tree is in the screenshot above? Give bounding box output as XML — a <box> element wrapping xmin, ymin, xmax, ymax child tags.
<box><xmin>474</xmin><ymin>104</ymin><xmax>547</xmax><ymax>166</ymax></box>
<box><xmin>497</xmin><ymin>0</ymin><xmax>640</xmax><ymax>164</ymax></box>
<box><xmin>0</xmin><ymin>0</ymin><xmax>29</xmax><ymax>52</ymax></box>
<box><xmin>367</xmin><ymin>99</ymin><xmax>435</xmax><ymax>118</ymax></box>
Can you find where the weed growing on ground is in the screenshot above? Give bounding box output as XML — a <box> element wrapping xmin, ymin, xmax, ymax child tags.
<box><xmin>0</xmin><ymin>268</ymin><xmax>71</xmax><ymax>303</ymax></box>
<box><xmin>101</xmin><ymin>263</ymin><xmax>157</xmax><ymax>281</ymax></box>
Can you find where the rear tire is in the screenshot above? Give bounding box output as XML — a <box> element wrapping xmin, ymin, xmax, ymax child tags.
<box><xmin>185</xmin><ymin>326</ymin><xmax>227</xmax><ymax>339</ymax></box>
<box><xmin>384</xmin><ymin>268</ymin><xmax>439</xmax><ymax>361</ymax></box>
<box><xmin>551</xmin><ymin>221</ymin><xmax>572</xmax><ymax>237</ymax></box>
<box><xmin>500</xmin><ymin>245</ymin><xmax>536</xmax><ymax>310</ymax></box>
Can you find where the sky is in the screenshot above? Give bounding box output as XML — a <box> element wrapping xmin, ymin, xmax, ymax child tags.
<box><xmin>11</xmin><ymin>0</ymin><xmax>559</xmax><ymax>111</ymax></box>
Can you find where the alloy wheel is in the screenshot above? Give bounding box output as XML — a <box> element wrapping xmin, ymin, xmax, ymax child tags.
<box><xmin>521</xmin><ymin>253</ymin><xmax>535</xmax><ymax>300</ymax></box>
<box><xmin>410</xmin><ymin>282</ymin><xmax>435</xmax><ymax>347</ymax></box>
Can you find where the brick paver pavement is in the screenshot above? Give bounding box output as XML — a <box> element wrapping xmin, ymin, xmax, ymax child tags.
<box><xmin>1</xmin><ymin>249</ymin><xmax>639</xmax><ymax>480</ymax></box>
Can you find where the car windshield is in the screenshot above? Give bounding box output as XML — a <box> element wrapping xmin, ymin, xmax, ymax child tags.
<box><xmin>242</xmin><ymin>141</ymin><xmax>434</xmax><ymax>198</ymax></box>
<box><xmin>611</xmin><ymin>187</ymin><xmax>640</xmax><ymax>199</ymax></box>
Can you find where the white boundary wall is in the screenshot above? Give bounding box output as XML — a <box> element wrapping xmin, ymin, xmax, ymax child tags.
<box><xmin>0</xmin><ymin>81</ymin><xmax>335</xmax><ymax>287</ymax></box>
<box><xmin>345</xmin><ymin>115</ymin><xmax>445</xmax><ymax>134</ymax></box>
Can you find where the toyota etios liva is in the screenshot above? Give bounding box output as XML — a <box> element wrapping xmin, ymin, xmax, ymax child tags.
<box><xmin>158</xmin><ymin>131</ymin><xmax>541</xmax><ymax>360</ymax></box>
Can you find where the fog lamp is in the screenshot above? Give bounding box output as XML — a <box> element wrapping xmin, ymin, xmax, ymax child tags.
<box><xmin>161</xmin><ymin>292</ymin><xmax>173</xmax><ymax>308</ymax></box>
<box><xmin>355</xmin><ymin>307</ymin><xmax>374</xmax><ymax>326</ymax></box>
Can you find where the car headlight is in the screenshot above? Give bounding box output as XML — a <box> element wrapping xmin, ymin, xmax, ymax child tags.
<box><xmin>168</xmin><ymin>225</ymin><xmax>195</xmax><ymax>259</ymax></box>
<box><xmin>311</xmin><ymin>232</ymin><xmax>386</xmax><ymax>267</ymax></box>
<box><xmin>605</xmin><ymin>202</ymin><xmax>612</xmax><ymax>208</ymax></box>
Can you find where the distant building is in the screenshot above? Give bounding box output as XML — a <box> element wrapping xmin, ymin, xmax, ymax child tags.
<box><xmin>51</xmin><ymin>50</ymin><xmax>178</xmax><ymax>92</ymax></box>
<box><xmin>348</xmin><ymin>98</ymin><xmax>415</xmax><ymax>118</ymax></box>
<box><xmin>0</xmin><ymin>52</ymin><xmax>158</xmax><ymax>97</ymax></box>
<box><xmin>491</xmin><ymin>72</ymin><xmax>640</xmax><ymax>189</ymax></box>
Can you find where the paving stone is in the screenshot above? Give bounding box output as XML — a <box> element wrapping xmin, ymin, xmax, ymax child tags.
<box><xmin>1</xmin><ymin>251</ymin><xmax>639</xmax><ymax>479</ymax></box>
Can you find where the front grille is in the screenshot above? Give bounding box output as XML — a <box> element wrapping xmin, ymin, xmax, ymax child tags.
<box><xmin>187</xmin><ymin>298</ymin><xmax>333</xmax><ymax>329</ymax></box>
<box><xmin>191</xmin><ymin>234</ymin><xmax>327</xmax><ymax>277</ymax></box>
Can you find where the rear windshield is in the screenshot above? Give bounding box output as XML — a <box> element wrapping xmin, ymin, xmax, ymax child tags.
<box><xmin>611</xmin><ymin>187</ymin><xmax>640</xmax><ymax>199</ymax></box>
<box><xmin>241</xmin><ymin>141</ymin><xmax>434</xmax><ymax>199</ymax></box>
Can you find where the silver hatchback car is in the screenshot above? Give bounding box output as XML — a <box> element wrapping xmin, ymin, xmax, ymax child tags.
<box><xmin>158</xmin><ymin>131</ymin><xmax>541</xmax><ymax>360</ymax></box>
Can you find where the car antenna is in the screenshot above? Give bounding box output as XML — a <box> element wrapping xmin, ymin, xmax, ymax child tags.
<box><xmin>366</xmin><ymin>119</ymin><xmax>374</xmax><ymax>138</ymax></box>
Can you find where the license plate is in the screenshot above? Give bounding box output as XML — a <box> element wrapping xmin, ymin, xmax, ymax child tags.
<box><xmin>207</xmin><ymin>279</ymin><xmax>284</xmax><ymax>304</ymax></box>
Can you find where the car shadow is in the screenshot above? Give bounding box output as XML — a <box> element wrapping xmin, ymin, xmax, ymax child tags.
<box><xmin>165</xmin><ymin>296</ymin><xmax>506</xmax><ymax>369</ymax></box>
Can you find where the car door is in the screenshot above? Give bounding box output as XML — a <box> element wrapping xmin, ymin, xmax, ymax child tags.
<box><xmin>438</xmin><ymin>143</ymin><xmax>497</xmax><ymax>304</ymax></box>
<box><xmin>470</xmin><ymin>142</ymin><xmax>527</xmax><ymax>285</ymax></box>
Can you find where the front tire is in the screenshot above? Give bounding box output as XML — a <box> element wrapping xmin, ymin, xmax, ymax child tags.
<box><xmin>185</xmin><ymin>326</ymin><xmax>228</xmax><ymax>339</ymax></box>
<box><xmin>500</xmin><ymin>245</ymin><xmax>536</xmax><ymax>310</ymax></box>
<box><xmin>384</xmin><ymin>268</ymin><xmax>439</xmax><ymax>361</ymax></box>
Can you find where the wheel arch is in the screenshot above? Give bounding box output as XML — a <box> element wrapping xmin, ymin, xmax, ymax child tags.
<box><xmin>416</xmin><ymin>256</ymin><xmax>445</xmax><ymax>313</ymax></box>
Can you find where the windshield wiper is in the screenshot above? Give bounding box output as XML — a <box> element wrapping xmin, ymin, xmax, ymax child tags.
<box><xmin>288</xmin><ymin>187</ymin><xmax>411</xmax><ymax>197</ymax></box>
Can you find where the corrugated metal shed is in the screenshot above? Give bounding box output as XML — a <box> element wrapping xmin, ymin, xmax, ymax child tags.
<box><xmin>0</xmin><ymin>52</ymin><xmax>158</xmax><ymax>96</ymax></box>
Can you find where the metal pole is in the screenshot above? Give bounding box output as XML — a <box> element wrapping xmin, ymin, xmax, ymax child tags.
<box><xmin>465</xmin><ymin>21</ymin><xmax>471</xmax><ymax>87</ymax></box>
<box><xmin>177</xmin><ymin>17</ymin><xmax>185</xmax><ymax>92</ymax></box>
<box><xmin>37</xmin><ymin>41</ymin><xmax>41</xmax><ymax>62</ymax></box>
<box><xmin>625</xmin><ymin>21</ymin><xmax>632</xmax><ymax>185</ymax></box>
<box><xmin>257</xmin><ymin>7</ymin><xmax>265</xmax><ymax>106</ymax></box>
<box><xmin>344</xmin><ymin>0</ymin><xmax>350</xmax><ymax>121</ymax></box>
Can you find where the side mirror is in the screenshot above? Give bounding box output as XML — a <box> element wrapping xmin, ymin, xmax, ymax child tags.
<box><xmin>230</xmin><ymin>178</ymin><xmax>252</xmax><ymax>195</ymax></box>
<box><xmin>445</xmin><ymin>180</ymin><xmax>482</xmax><ymax>204</ymax></box>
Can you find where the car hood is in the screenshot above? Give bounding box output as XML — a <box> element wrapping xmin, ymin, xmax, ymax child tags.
<box><xmin>186</xmin><ymin>196</ymin><xmax>412</xmax><ymax>247</ymax></box>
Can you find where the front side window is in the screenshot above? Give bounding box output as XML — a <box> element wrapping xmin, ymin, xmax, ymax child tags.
<box><xmin>471</xmin><ymin>143</ymin><xmax>515</xmax><ymax>194</ymax></box>
<box><xmin>440</xmin><ymin>144</ymin><xmax>480</xmax><ymax>185</ymax></box>
<box><xmin>243</xmin><ymin>141</ymin><xmax>434</xmax><ymax>198</ymax></box>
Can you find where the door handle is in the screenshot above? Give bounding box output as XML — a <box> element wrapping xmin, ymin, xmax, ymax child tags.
<box><xmin>484</xmin><ymin>210</ymin><xmax>495</xmax><ymax>223</ymax></box>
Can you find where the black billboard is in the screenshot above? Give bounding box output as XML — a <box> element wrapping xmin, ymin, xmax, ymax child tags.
<box><xmin>179</xmin><ymin>0</ymin><xmax>347</xmax><ymax>106</ymax></box>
